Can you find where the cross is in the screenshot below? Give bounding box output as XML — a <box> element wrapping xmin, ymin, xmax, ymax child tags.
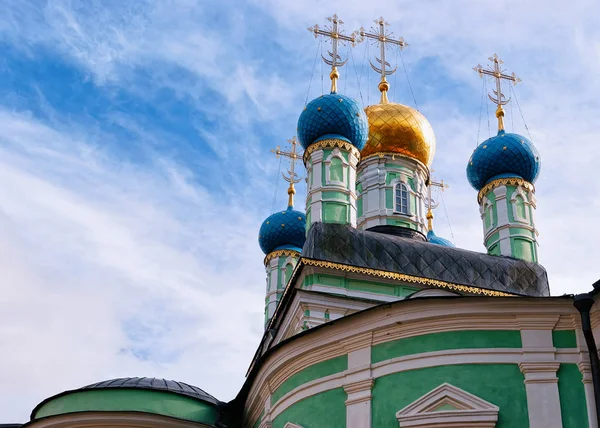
<box><xmin>473</xmin><ymin>54</ymin><xmax>521</xmax><ymax>131</ymax></box>
<box><xmin>308</xmin><ymin>14</ymin><xmax>359</xmax><ymax>94</ymax></box>
<box><xmin>358</xmin><ymin>17</ymin><xmax>408</xmax><ymax>103</ymax></box>
<box><xmin>425</xmin><ymin>177</ymin><xmax>449</xmax><ymax>232</ymax></box>
<box><xmin>271</xmin><ymin>137</ymin><xmax>304</xmax><ymax>208</ymax></box>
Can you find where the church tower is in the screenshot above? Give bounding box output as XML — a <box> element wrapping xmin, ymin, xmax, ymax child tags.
<box><xmin>467</xmin><ymin>55</ymin><xmax>541</xmax><ymax>262</ymax></box>
<box><xmin>297</xmin><ymin>15</ymin><xmax>369</xmax><ymax>230</ymax></box>
<box><xmin>258</xmin><ymin>138</ymin><xmax>306</xmax><ymax>327</ymax></box>
<box><xmin>356</xmin><ymin>19</ymin><xmax>436</xmax><ymax>240</ymax></box>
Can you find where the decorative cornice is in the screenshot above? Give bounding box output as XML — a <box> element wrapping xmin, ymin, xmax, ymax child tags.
<box><xmin>359</xmin><ymin>151</ymin><xmax>429</xmax><ymax>174</ymax></box>
<box><xmin>478</xmin><ymin>177</ymin><xmax>535</xmax><ymax>204</ymax></box>
<box><xmin>301</xmin><ymin>258</ymin><xmax>515</xmax><ymax>297</ymax></box>
<box><xmin>303</xmin><ymin>138</ymin><xmax>361</xmax><ymax>165</ymax></box>
<box><xmin>264</xmin><ymin>249</ymin><xmax>300</xmax><ymax>266</ymax></box>
<box><xmin>519</xmin><ymin>362</ymin><xmax>560</xmax><ymax>383</ymax></box>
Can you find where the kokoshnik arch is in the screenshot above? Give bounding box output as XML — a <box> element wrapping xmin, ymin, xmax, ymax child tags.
<box><xmin>14</xmin><ymin>14</ymin><xmax>600</xmax><ymax>428</ymax></box>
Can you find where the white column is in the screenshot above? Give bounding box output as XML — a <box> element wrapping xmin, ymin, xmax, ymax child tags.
<box><xmin>579</xmin><ymin>361</ymin><xmax>598</xmax><ymax>428</ymax></box>
<box><xmin>518</xmin><ymin>317</ymin><xmax>562</xmax><ymax>428</ymax></box>
<box><xmin>343</xmin><ymin>333</ymin><xmax>374</xmax><ymax>428</ymax></box>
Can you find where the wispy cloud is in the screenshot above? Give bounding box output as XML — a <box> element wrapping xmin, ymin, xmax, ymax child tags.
<box><xmin>0</xmin><ymin>0</ymin><xmax>599</xmax><ymax>422</ymax></box>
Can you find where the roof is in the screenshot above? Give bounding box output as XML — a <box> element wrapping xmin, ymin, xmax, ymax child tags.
<box><xmin>303</xmin><ymin>223</ymin><xmax>550</xmax><ymax>297</ymax></box>
<box><xmin>80</xmin><ymin>377</ymin><xmax>218</xmax><ymax>404</ymax></box>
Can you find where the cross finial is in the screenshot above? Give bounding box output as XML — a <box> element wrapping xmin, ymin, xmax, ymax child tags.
<box><xmin>473</xmin><ymin>54</ymin><xmax>521</xmax><ymax>131</ymax></box>
<box><xmin>271</xmin><ymin>137</ymin><xmax>304</xmax><ymax>208</ymax></box>
<box><xmin>308</xmin><ymin>14</ymin><xmax>359</xmax><ymax>94</ymax></box>
<box><xmin>425</xmin><ymin>176</ymin><xmax>449</xmax><ymax>232</ymax></box>
<box><xmin>358</xmin><ymin>17</ymin><xmax>408</xmax><ymax>103</ymax></box>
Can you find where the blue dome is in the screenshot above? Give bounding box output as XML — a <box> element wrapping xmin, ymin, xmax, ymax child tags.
<box><xmin>467</xmin><ymin>130</ymin><xmax>541</xmax><ymax>191</ymax></box>
<box><xmin>297</xmin><ymin>92</ymin><xmax>368</xmax><ymax>150</ymax></box>
<box><xmin>258</xmin><ymin>206</ymin><xmax>306</xmax><ymax>255</ymax></box>
<box><xmin>427</xmin><ymin>230</ymin><xmax>455</xmax><ymax>247</ymax></box>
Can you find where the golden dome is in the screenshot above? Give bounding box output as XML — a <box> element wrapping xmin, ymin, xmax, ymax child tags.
<box><xmin>362</xmin><ymin>102</ymin><xmax>436</xmax><ymax>166</ymax></box>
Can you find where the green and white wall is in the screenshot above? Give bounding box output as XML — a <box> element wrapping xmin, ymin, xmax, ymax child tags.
<box><xmin>264</xmin><ymin>250</ymin><xmax>300</xmax><ymax>327</ymax></box>
<box><xmin>356</xmin><ymin>154</ymin><xmax>428</xmax><ymax>234</ymax></box>
<box><xmin>245</xmin><ymin>298</ymin><xmax>595</xmax><ymax>428</ymax></box>
<box><xmin>305</xmin><ymin>142</ymin><xmax>360</xmax><ymax>229</ymax></box>
<box><xmin>479</xmin><ymin>180</ymin><xmax>538</xmax><ymax>262</ymax></box>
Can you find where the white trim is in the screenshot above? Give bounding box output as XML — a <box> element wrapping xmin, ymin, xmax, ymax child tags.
<box><xmin>396</xmin><ymin>383</ymin><xmax>499</xmax><ymax>428</ymax></box>
<box><xmin>27</xmin><ymin>412</ymin><xmax>212</xmax><ymax>428</ymax></box>
<box><xmin>283</xmin><ymin>423</ymin><xmax>304</xmax><ymax>428</ymax></box>
<box><xmin>324</xmin><ymin>148</ymin><xmax>349</xmax><ymax>187</ymax></box>
<box><xmin>511</xmin><ymin>185</ymin><xmax>531</xmax><ymax>224</ymax></box>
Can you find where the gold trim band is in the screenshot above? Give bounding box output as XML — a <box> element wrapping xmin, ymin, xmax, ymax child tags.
<box><xmin>302</xmin><ymin>258</ymin><xmax>515</xmax><ymax>297</ymax></box>
<box><xmin>478</xmin><ymin>177</ymin><xmax>534</xmax><ymax>204</ymax></box>
<box><xmin>264</xmin><ymin>249</ymin><xmax>301</xmax><ymax>265</ymax></box>
<box><xmin>303</xmin><ymin>138</ymin><xmax>361</xmax><ymax>165</ymax></box>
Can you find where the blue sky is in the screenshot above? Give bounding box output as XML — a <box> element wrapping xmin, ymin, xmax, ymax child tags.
<box><xmin>1</xmin><ymin>0</ymin><xmax>599</xmax><ymax>422</ymax></box>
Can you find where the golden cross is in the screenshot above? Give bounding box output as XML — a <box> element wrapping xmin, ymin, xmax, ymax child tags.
<box><xmin>359</xmin><ymin>17</ymin><xmax>408</xmax><ymax>103</ymax></box>
<box><xmin>425</xmin><ymin>177</ymin><xmax>449</xmax><ymax>232</ymax></box>
<box><xmin>473</xmin><ymin>54</ymin><xmax>521</xmax><ymax>131</ymax></box>
<box><xmin>308</xmin><ymin>14</ymin><xmax>359</xmax><ymax>93</ymax></box>
<box><xmin>271</xmin><ymin>137</ymin><xmax>304</xmax><ymax>208</ymax></box>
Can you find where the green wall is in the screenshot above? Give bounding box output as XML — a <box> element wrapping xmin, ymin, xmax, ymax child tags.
<box><xmin>557</xmin><ymin>364</ymin><xmax>589</xmax><ymax>428</ymax></box>
<box><xmin>34</xmin><ymin>389</ymin><xmax>219</xmax><ymax>424</ymax></box>
<box><xmin>271</xmin><ymin>355</ymin><xmax>348</xmax><ymax>404</ymax></box>
<box><xmin>371</xmin><ymin>330</ymin><xmax>522</xmax><ymax>364</ymax></box>
<box><xmin>553</xmin><ymin>330</ymin><xmax>577</xmax><ymax>348</ymax></box>
<box><xmin>272</xmin><ymin>388</ymin><xmax>346</xmax><ymax>428</ymax></box>
<box><xmin>302</xmin><ymin>273</ymin><xmax>419</xmax><ymax>298</ymax></box>
<box><xmin>372</xmin><ymin>364</ymin><xmax>528</xmax><ymax>428</ymax></box>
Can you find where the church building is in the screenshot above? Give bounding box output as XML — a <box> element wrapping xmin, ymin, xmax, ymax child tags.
<box><xmin>12</xmin><ymin>15</ymin><xmax>600</xmax><ymax>428</ymax></box>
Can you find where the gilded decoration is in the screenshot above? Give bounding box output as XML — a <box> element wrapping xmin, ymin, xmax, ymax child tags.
<box><xmin>362</xmin><ymin>102</ymin><xmax>436</xmax><ymax>166</ymax></box>
<box><xmin>301</xmin><ymin>258</ymin><xmax>514</xmax><ymax>297</ymax></box>
<box><xmin>303</xmin><ymin>138</ymin><xmax>361</xmax><ymax>164</ymax></box>
<box><xmin>477</xmin><ymin>177</ymin><xmax>534</xmax><ymax>204</ymax></box>
<box><xmin>264</xmin><ymin>249</ymin><xmax>301</xmax><ymax>266</ymax></box>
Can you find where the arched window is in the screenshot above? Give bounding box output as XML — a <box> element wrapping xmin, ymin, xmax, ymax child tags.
<box><xmin>329</xmin><ymin>157</ymin><xmax>344</xmax><ymax>183</ymax></box>
<box><xmin>395</xmin><ymin>182</ymin><xmax>409</xmax><ymax>214</ymax></box>
<box><xmin>515</xmin><ymin>195</ymin><xmax>526</xmax><ymax>219</ymax></box>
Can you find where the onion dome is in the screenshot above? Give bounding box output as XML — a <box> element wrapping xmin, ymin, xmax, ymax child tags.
<box><xmin>30</xmin><ymin>377</ymin><xmax>221</xmax><ymax>425</ymax></box>
<box><xmin>297</xmin><ymin>93</ymin><xmax>369</xmax><ymax>150</ymax></box>
<box><xmin>467</xmin><ymin>130</ymin><xmax>541</xmax><ymax>191</ymax></box>
<box><xmin>362</xmin><ymin>102</ymin><xmax>436</xmax><ymax>166</ymax></box>
<box><xmin>427</xmin><ymin>230</ymin><xmax>455</xmax><ymax>247</ymax></box>
<box><xmin>259</xmin><ymin>206</ymin><xmax>306</xmax><ymax>255</ymax></box>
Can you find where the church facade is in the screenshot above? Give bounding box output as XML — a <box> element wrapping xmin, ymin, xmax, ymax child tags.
<box><xmin>13</xmin><ymin>15</ymin><xmax>600</xmax><ymax>428</ymax></box>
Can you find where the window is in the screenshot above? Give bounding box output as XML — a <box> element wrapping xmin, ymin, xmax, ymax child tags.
<box><xmin>395</xmin><ymin>182</ymin><xmax>409</xmax><ymax>214</ymax></box>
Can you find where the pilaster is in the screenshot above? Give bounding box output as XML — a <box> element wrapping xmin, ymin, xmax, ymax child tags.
<box><xmin>518</xmin><ymin>315</ymin><xmax>562</xmax><ymax>428</ymax></box>
<box><xmin>342</xmin><ymin>333</ymin><xmax>374</xmax><ymax>428</ymax></box>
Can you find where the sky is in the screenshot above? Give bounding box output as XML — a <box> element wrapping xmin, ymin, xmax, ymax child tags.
<box><xmin>0</xmin><ymin>0</ymin><xmax>599</xmax><ymax>422</ymax></box>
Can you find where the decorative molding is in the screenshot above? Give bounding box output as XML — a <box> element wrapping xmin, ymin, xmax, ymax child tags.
<box><xmin>516</xmin><ymin>315</ymin><xmax>559</xmax><ymax>330</ymax></box>
<box><xmin>342</xmin><ymin>332</ymin><xmax>374</xmax><ymax>354</ymax></box>
<box><xmin>283</xmin><ymin>423</ymin><xmax>304</xmax><ymax>428</ymax></box>
<box><xmin>27</xmin><ymin>412</ymin><xmax>212</xmax><ymax>428</ymax></box>
<box><xmin>396</xmin><ymin>383</ymin><xmax>499</xmax><ymax>428</ymax></box>
<box><xmin>359</xmin><ymin>151</ymin><xmax>429</xmax><ymax>173</ymax></box>
<box><xmin>303</xmin><ymin>138</ymin><xmax>361</xmax><ymax>165</ymax></box>
<box><xmin>344</xmin><ymin>379</ymin><xmax>375</xmax><ymax>405</ymax></box>
<box><xmin>478</xmin><ymin>177</ymin><xmax>534</xmax><ymax>204</ymax></box>
<box><xmin>519</xmin><ymin>362</ymin><xmax>560</xmax><ymax>384</ymax></box>
<box><xmin>301</xmin><ymin>258</ymin><xmax>515</xmax><ymax>297</ymax></box>
<box><xmin>264</xmin><ymin>249</ymin><xmax>300</xmax><ymax>266</ymax></box>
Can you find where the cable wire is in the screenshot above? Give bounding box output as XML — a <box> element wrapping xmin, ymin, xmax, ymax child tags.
<box><xmin>485</xmin><ymin>78</ymin><xmax>491</xmax><ymax>138</ymax></box>
<box><xmin>476</xmin><ymin>77</ymin><xmax>485</xmax><ymax>146</ymax></box>
<box><xmin>271</xmin><ymin>155</ymin><xmax>283</xmax><ymax>212</ymax></box>
<box><xmin>399</xmin><ymin>50</ymin><xmax>418</xmax><ymax>110</ymax></box>
<box><xmin>511</xmin><ymin>85</ymin><xmax>533</xmax><ymax>140</ymax></box>
<box><xmin>349</xmin><ymin>44</ymin><xmax>364</xmax><ymax>104</ymax></box>
<box><xmin>304</xmin><ymin>39</ymin><xmax>322</xmax><ymax>105</ymax></box>
<box><xmin>440</xmin><ymin>190</ymin><xmax>456</xmax><ymax>244</ymax></box>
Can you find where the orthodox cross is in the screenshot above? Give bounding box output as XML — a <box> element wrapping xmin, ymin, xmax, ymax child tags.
<box><xmin>271</xmin><ymin>137</ymin><xmax>303</xmax><ymax>208</ymax></box>
<box><xmin>308</xmin><ymin>14</ymin><xmax>359</xmax><ymax>93</ymax></box>
<box><xmin>473</xmin><ymin>54</ymin><xmax>521</xmax><ymax>131</ymax></box>
<box><xmin>358</xmin><ymin>17</ymin><xmax>408</xmax><ymax>103</ymax></box>
<box><xmin>425</xmin><ymin>177</ymin><xmax>449</xmax><ymax>232</ymax></box>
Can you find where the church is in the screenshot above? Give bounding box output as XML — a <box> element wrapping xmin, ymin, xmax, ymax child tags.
<box><xmin>10</xmin><ymin>15</ymin><xmax>600</xmax><ymax>428</ymax></box>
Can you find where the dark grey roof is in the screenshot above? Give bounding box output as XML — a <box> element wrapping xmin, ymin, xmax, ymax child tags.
<box><xmin>303</xmin><ymin>223</ymin><xmax>550</xmax><ymax>297</ymax></box>
<box><xmin>82</xmin><ymin>377</ymin><xmax>218</xmax><ymax>405</ymax></box>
